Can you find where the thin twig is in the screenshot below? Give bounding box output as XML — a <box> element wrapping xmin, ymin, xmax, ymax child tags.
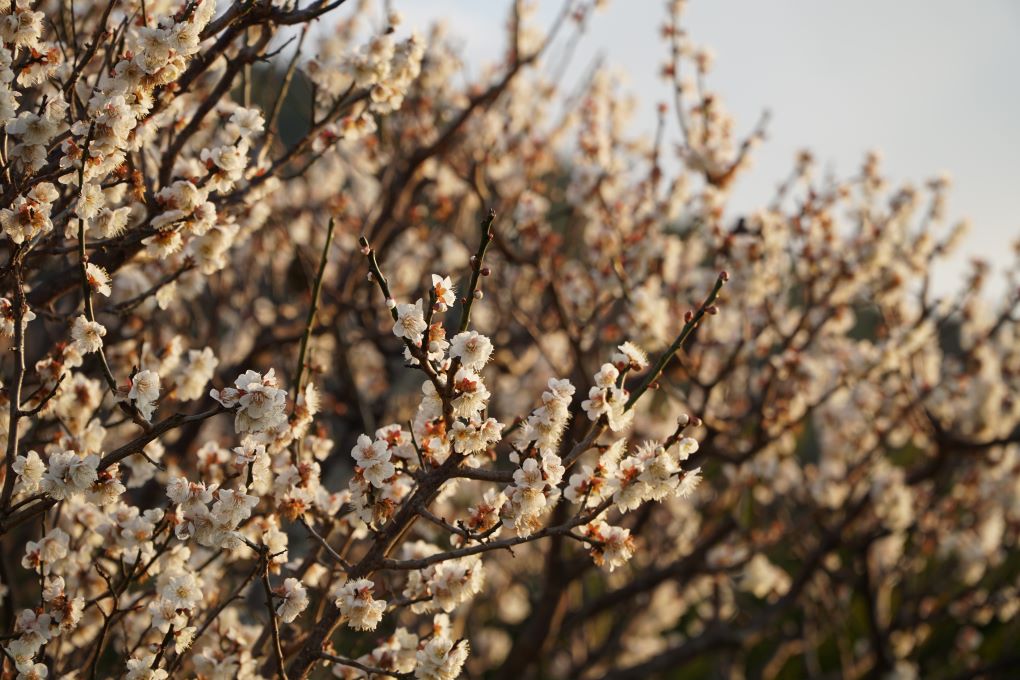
<box><xmin>625</xmin><ymin>272</ymin><xmax>728</xmax><ymax>410</ymax></box>
<box><xmin>261</xmin><ymin>551</ymin><xmax>290</xmax><ymax>680</ymax></box>
<box><xmin>319</xmin><ymin>651</ymin><xmax>412</xmax><ymax>679</ymax></box>
<box><xmin>293</xmin><ymin>217</ymin><xmax>335</xmax><ymax>398</ymax></box>
<box><xmin>456</xmin><ymin>208</ymin><xmax>496</xmax><ymax>333</ymax></box>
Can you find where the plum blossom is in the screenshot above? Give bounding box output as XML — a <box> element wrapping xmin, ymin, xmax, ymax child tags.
<box><xmin>415</xmin><ymin>636</ymin><xmax>470</xmax><ymax>680</ymax></box>
<box><xmin>128</xmin><ymin>369</ymin><xmax>160</xmax><ymax>421</ymax></box>
<box><xmin>41</xmin><ymin>451</ymin><xmax>99</xmax><ymax>500</ymax></box>
<box><xmin>84</xmin><ymin>263</ymin><xmax>111</xmax><ymax>296</ymax></box>
<box><xmin>431</xmin><ymin>274</ymin><xmax>456</xmax><ymax>311</ymax></box>
<box><xmin>70</xmin><ymin>315</ymin><xmax>105</xmax><ymax>354</ymax></box>
<box><xmin>0</xmin><ymin>297</ymin><xmax>34</xmax><ymax>337</ymax></box>
<box><xmin>450</xmin><ymin>331</ymin><xmax>493</xmax><ymax>370</ymax></box>
<box><xmin>351</xmin><ymin>434</ymin><xmax>395</xmax><ymax>487</ymax></box>
<box><xmin>394</xmin><ymin>299</ymin><xmax>428</xmax><ymax>344</ymax></box>
<box><xmin>211</xmin><ymin>368</ymin><xmax>288</xmax><ymax>434</ymax></box>
<box><xmin>580</xmin><ymin>520</ymin><xmax>635</xmax><ymax>572</ymax></box>
<box><xmin>276</xmin><ymin>578</ymin><xmax>309</xmax><ymax>623</ymax></box>
<box><xmin>334</xmin><ymin>578</ymin><xmax>386</xmax><ymax>631</ymax></box>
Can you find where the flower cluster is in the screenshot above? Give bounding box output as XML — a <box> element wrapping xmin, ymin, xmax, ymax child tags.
<box><xmin>502</xmin><ymin>378</ymin><xmax>575</xmax><ymax>536</ymax></box>
<box><xmin>333</xmin><ymin>578</ymin><xmax>387</xmax><ymax>631</ymax></box>
<box><xmin>211</xmin><ymin>369</ymin><xmax>289</xmax><ymax>434</ymax></box>
<box><xmin>0</xmin><ymin>1</ymin><xmax>1015</xmax><ymax>679</ymax></box>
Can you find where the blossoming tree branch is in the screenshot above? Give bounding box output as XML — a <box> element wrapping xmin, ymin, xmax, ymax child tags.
<box><xmin>0</xmin><ymin>0</ymin><xmax>1016</xmax><ymax>679</ymax></box>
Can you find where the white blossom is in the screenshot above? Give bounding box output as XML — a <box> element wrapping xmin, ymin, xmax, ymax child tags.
<box><xmin>333</xmin><ymin>578</ymin><xmax>386</xmax><ymax>631</ymax></box>
<box><xmin>276</xmin><ymin>577</ymin><xmax>309</xmax><ymax>623</ymax></box>
<box><xmin>70</xmin><ymin>315</ymin><xmax>106</xmax><ymax>354</ymax></box>
<box><xmin>394</xmin><ymin>299</ymin><xmax>428</xmax><ymax>344</ymax></box>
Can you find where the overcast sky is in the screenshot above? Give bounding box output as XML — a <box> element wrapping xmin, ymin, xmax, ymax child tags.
<box><xmin>400</xmin><ymin>1</ymin><xmax>1020</xmax><ymax>295</ymax></box>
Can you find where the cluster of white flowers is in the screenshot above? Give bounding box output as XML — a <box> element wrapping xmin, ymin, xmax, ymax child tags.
<box><xmin>579</xmin><ymin>519</ymin><xmax>635</xmax><ymax>572</ymax></box>
<box><xmin>309</xmin><ymin>20</ymin><xmax>425</xmax><ymax>111</ymax></box>
<box><xmin>415</xmin><ymin>635</ymin><xmax>470</xmax><ymax>680</ymax></box>
<box><xmin>152</xmin><ymin>180</ymin><xmax>217</xmax><ymax>235</ymax></box>
<box><xmin>9</xmin><ymin>531</ymin><xmax>89</xmax><ymax>675</ymax></box>
<box><xmin>40</xmin><ymin>451</ymin><xmax>99</xmax><ymax>501</ymax></box>
<box><xmin>401</xmin><ymin>544</ymin><xmax>485</xmax><ymax>613</ymax></box>
<box><xmin>329</xmin><ymin>627</ymin><xmax>419</xmax><ymax>678</ymax></box>
<box><xmin>167</xmin><ymin>477</ymin><xmax>258</xmax><ymax>550</ymax></box>
<box><xmin>305</xmin><ymin>16</ymin><xmax>426</xmax><ymax>146</ymax></box>
<box><xmin>5</xmin><ymin>575</ymin><xmax>84</xmax><ymax>678</ymax></box>
<box><xmin>7</xmin><ymin>99</ymin><xmax>66</xmax><ymax>172</ymax></box>
<box><xmin>348</xmin><ymin>427</ymin><xmax>415</xmax><ymax>526</ymax></box>
<box><xmin>0</xmin><ymin>183</ymin><xmax>58</xmax><ymax>244</ymax></box>
<box><xmin>211</xmin><ymin>368</ymin><xmax>289</xmax><ymax>434</ymax></box>
<box><xmin>333</xmin><ymin>577</ymin><xmax>387</xmax><ymax>631</ymax></box>
<box><xmin>502</xmin><ymin>378</ymin><xmax>575</xmax><ymax>536</ymax></box>
<box><xmin>351</xmin><ymin>433</ymin><xmax>396</xmax><ymax>487</ymax></box>
<box><xmin>147</xmin><ymin>567</ymin><xmax>202</xmax><ymax>652</ymax></box>
<box><xmin>607</xmin><ymin>437</ymin><xmax>701</xmax><ymax>512</ymax></box>
<box><xmin>450</xmin><ymin>416</ymin><xmax>503</xmax><ymax>456</ymax></box>
<box><xmin>0</xmin><ymin>296</ymin><xmax>35</xmax><ymax>337</ymax></box>
<box><xmin>581</xmin><ymin>361</ymin><xmax>632</xmax><ymax>431</ymax></box>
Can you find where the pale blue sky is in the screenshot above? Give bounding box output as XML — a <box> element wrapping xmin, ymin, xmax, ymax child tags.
<box><xmin>400</xmin><ymin>1</ymin><xmax>1020</xmax><ymax>294</ymax></box>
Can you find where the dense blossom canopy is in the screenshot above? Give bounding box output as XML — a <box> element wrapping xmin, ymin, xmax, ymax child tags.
<box><xmin>0</xmin><ymin>0</ymin><xmax>1016</xmax><ymax>679</ymax></box>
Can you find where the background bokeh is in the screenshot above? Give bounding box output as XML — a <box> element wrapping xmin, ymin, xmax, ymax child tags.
<box><xmin>402</xmin><ymin>0</ymin><xmax>1020</xmax><ymax>293</ymax></box>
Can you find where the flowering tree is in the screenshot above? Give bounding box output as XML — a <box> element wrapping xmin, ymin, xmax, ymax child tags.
<box><xmin>0</xmin><ymin>0</ymin><xmax>1017</xmax><ymax>678</ymax></box>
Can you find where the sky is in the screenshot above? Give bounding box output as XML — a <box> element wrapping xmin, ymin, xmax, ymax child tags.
<box><xmin>399</xmin><ymin>0</ymin><xmax>1020</xmax><ymax>295</ymax></box>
